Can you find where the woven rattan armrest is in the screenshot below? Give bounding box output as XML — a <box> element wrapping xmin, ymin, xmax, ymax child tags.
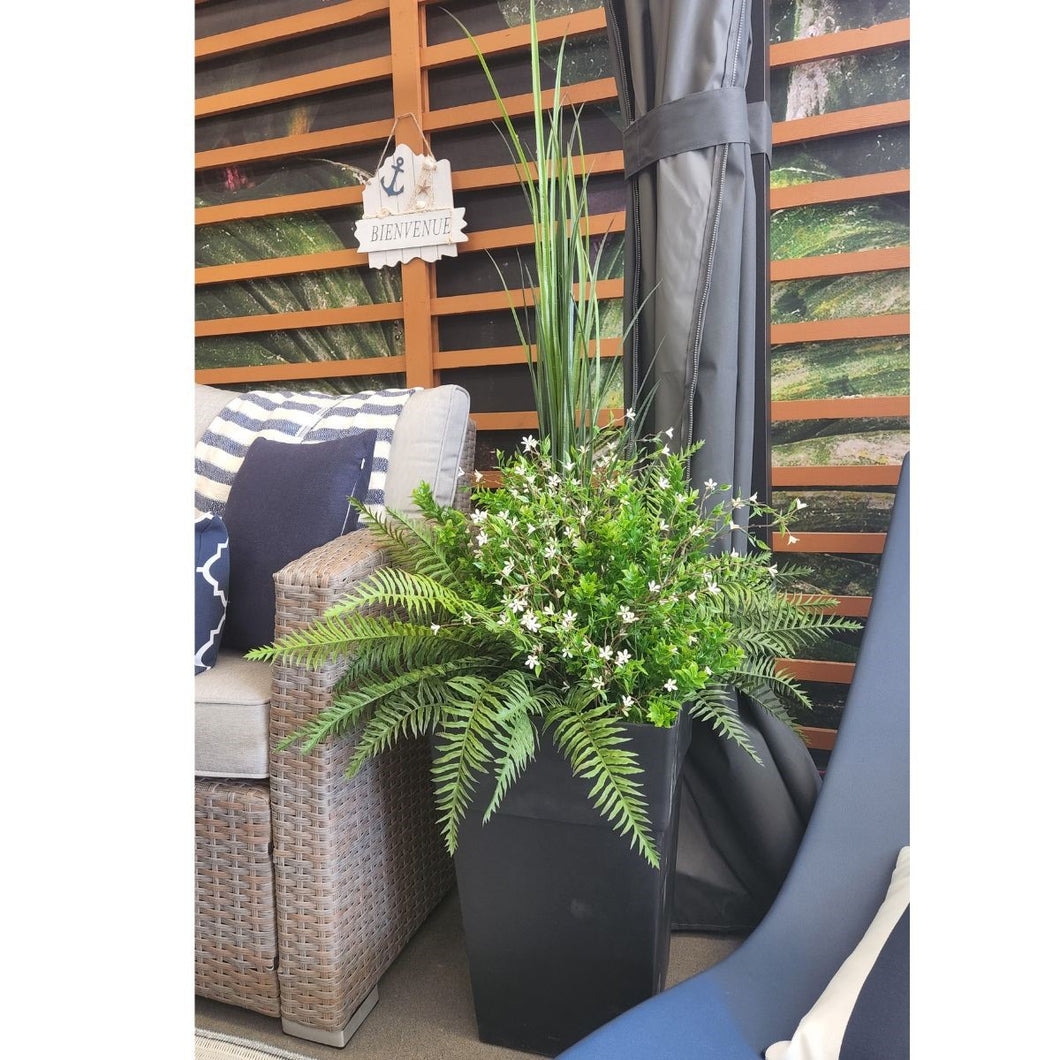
<box><xmin>266</xmin><ymin>526</ymin><xmax>453</xmax><ymax>1041</ymax></box>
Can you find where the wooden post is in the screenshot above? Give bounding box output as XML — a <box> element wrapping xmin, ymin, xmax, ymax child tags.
<box><xmin>390</xmin><ymin>0</ymin><xmax>437</xmax><ymax>389</ymax></box>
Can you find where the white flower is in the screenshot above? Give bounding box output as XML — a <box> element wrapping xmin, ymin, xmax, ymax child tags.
<box><xmin>690</xmin><ymin>524</ymin><xmax>705</xmax><ymax>538</ymax></box>
<box><xmin>664</xmin><ymin>426</ymin><xmax>674</xmax><ymax>439</ymax></box>
<box><xmin>563</xmin><ymin>459</ymin><xmax>575</xmax><ymax>472</ymax></box>
<box><xmin>473</xmin><ymin>470</ymin><xmax>484</xmax><ymax>483</ymax></box>
<box><xmin>703</xmin><ymin>665</ymin><xmax>713</xmax><ymax>676</ymax></box>
<box><xmin>730</xmin><ymin>548</ymin><xmax>740</xmax><ymax>558</ymax></box>
<box><xmin>648</xmin><ymin>581</ymin><xmax>661</xmax><ymax>594</ymax></box>
<box><xmin>564</xmin><ymin>525</ymin><xmax>578</xmax><ymax>539</ymax></box>
<box><xmin>526</xmin><ymin>525</ymin><xmax>536</xmax><ymax>536</ymax></box>
<box><xmin>525</xmin><ymin>653</ymin><xmax>540</xmax><ymax>669</ymax></box>
<box><xmin>598</xmin><ymin>645</ymin><xmax>614</xmax><ymax>661</ymax></box>
<box><xmin>617</xmin><ymin>605</ymin><xmax>636</xmax><ymax>624</ymax></box>
<box><xmin>689</xmin><ymin>591</ymin><xmax>697</xmax><ymax>603</ymax></box>
<box><xmin>707</xmin><ymin>583</ymin><xmax>721</xmax><ymax>596</ymax></box>
<box><xmin>548</xmin><ymin>475</ymin><xmax>561</xmax><ymax>490</ymax></box>
<box><xmin>470</xmin><ymin>509</ymin><xmax>487</xmax><ymax>525</ymax></box>
<box><xmin>506</xmin><ymin>596</ymin><xmax>527</xmax><ymax>613</ymax></box>
<box><xmin>768</xmin><ymin>564</ymin><xmax>779</xmax><ymax>577</ymax></box>
<box><xmin>430</xmin><ymin>623</ymin><xmax>440</xmax><ymax>634</ymax></box>
<box><xmin>560</xmin><ymin>609</ymin><xmax>577</xmax><ymax>629</ymax></box>
<box><xmin>794</xmin><ymin>498</ymin><xmax>807</xmax><ymax>510</ymax></box>
<box><xmin>521</xmin><ymin>612</ymin><xmax>541</xmax><ymax>633</ymax></box>
<box><xmin>659</xmin><ymin>476</ymin><xmax>670</xmax><ymax>489</ymax></box>
<box><xmin>731</xmin><ymin>497</ymin><xmax>744</xmax><ymax>509</ymax></box>
<box><xmin>561</xmin><ymin>647</ymin><xmax>573</xmax><ymax>659</ymax></box>
<box><xmin>502</xmin><ymin>559</ymin><xmax>515</xmax><ymax>577</ymax></box>
<box><xmin>544</xmin><ymin>544</ymin><xmax>558</xmax><ymax>559</ymax></box>
<box><xmin>621</xmin><ymin>695</ymin><xmax>635</xmax><ymax>711</ymax></box>
<box><xmin>687</xmin><ymin>633</ymin><xmax>698</xmax><ymax>645</ymax></box>
<box><xmin>462</xmin><ymin>613</ymin><xmax>473</xmax><ymax>625</ymax></box>
<box><xmin>476</xmin><ymin>531</ymin><xmax>489</xmax><ymax>546</ymax></box>
<box><xmin>660</xmin><ymin>520</ymin><xmax>670</xmax><ymax>532</ymax></box>
<box><xmin>542</xmin><ymin>603</ymin><xmax>555</xmax><ymax>616</ymax></box>
<box><xmin>615</xmin><ymin>649</ymin><xmax>631</xmax><ymax>667</ymax></box>
<box><xmin>625</xmin><ymin>407</ymin><xmax>636</xmax><ymax>422</ymax></box>
<box><xmin>664</xmin><ymin>678</ymin><xmax>678</xmax><ymax>693</ymax></box>
<box><xmin>592</xmin><ymin>676</ymin><xmax>606</xmax><ymax>691</ymax></box>
<box><xmin>522</xmin><ymin>435</ymin><xmax>538</xmax><ymax>452</ymax></box>
<box><xmin>661</xmin><ymin>444</ymin><xmax>671</xmax><ymax>455</ymax></box>
<box><xmin>704</xmin><ymin>478</ymin><xmax>717</xmax><ymax>492</ymax></box>
<box><xmin>669</xmin><ymin>644</ymin><xmax>679</xmax><ymax>655</ymax></box>
<box><xmin>458</xmin><ymin>466</ymin><xmax>465</xmax><ymax>477</ymax></box>
<box><xmin>788</xmin><ymin>535</ymin><xmax>799</xmax><ymax>545</ymax></box>
<box><xmin>728</xmin><ymin>520</ymin><xmax>739</xmax><ymax>532</ymax></box>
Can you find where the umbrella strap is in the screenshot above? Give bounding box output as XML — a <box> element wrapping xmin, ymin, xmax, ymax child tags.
<box><xmin>622</xmin><ymin>87</ymin><xmax>772</xmax><ymax>178</ymax></box>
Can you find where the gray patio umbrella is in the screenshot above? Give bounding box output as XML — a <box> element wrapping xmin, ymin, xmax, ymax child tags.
<box><xmin>603</xmin><ymin>0</ymin><xmax>822</xmax><ymax>931</ymax></box>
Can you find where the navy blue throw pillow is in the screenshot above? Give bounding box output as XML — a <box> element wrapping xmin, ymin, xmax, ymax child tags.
<box><xmin>221</xmin><ymin>430</ymin><xmax>377</xmax><ymax>652</ymax></box>
<box><xmin>195</xmin><ymin>511</ymin><xmax>230</xmax><ymax>674</ymax></box>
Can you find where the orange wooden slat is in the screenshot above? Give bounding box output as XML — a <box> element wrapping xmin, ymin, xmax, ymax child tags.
<box><xmin>423</xmin><ymin>78</ymin><xmax>618</xmax><ymax>131</ymax></box>
<box><xmin>784</xmin><ymin>595</ymin><xmax>874</xmax><ymax>618</ymax></box>
<box><xmin>771</xmin><ymin>396</ymin><xmax>909</xmax><ymax>421</ymax></box>
<box><xmin>473</xmin><ymin>409</ymin><xmax>623</xmax><ymax>431</ymax></box>
<box><xmin>798</xmin><ymin>726</ymin><xmax>838</xmax><ymax>751</ymax></box>
<box><xmin>437</xmin><ymin>338</ymin><xmax>621</xmax><ymax>370</ymax></box>
<box><xmin>194</xmin><ymin>154</ymin><xmax>621</xmax><ymax>226</ymax></box>
<box><xmin>770</xmin><ymin>170</ymin><xmax>909</xmax><ymax>210</ymax></box>
<box><xmin>452</xmin><ymin>151</ymin><xmax>625</xmax><ymax>191</ymax></box>
<box><xmin>770</xmin><ymin>247</ymin><xmax>909</xmax><ymax>282</ymax></box>
<box><xmin>196</xmin><ymin>56</ymin><xmax>393</xmax><ymax>118</ymax></box>
<box><xmin>463</xmin><ymin>211</ymin><xmax>625</xmax><ymax>254</ymax></box>
<box><xmin>772</xmin><ymin>465</ymin><xmax>902</xmax><ymax>487</ymax></box>
<box><xmin>769</xmin><ymin>18</ymin><xmax>910</xmax><ymax>68</ymax></box>
<box><xmin>195</xmin><ymin>303</ymin><xmax>402</xmax><ymax>338</ymax></box>
<box><xmin>433</xmin><ymin>278</ymin><xmax>624</xmax><ymax>317</ymax></box>
<box><xmin>194</xmin><ymin>356</ymin><xmax>406</xmax><ymax>386</ymax></box>
<box><xmin>777</xmin><ymin>659</ymin><xmax>856</xmax><ymax>684</ymax></box>
<box><xmin>196</xmin><ymin>0</ymin><xmax>390</xmax><ymax>60</ymax></box>
<box><xmin>196</xmin><ymin>117</ymin><xmax>394</xmax><ymax>172</ymax></box>
<box><xmin>773</xmin><ymin>101</ymin><xmax>909</xmax><ymax>146</ymax></box>
<box><xmin>422</xmin><ymin>9</ymin><xmax>609</xmax><ymax>68</ymax></box>
<box><xmin>771</xmin><ymin>532</ymin><xmax>887</xmax><ymax>554</ymax></box>
<box><xmin>196</xmin><ymin>248</ymin><xmax>368</xmax><ymax>286</ymax></box>
<box><xmin>771</xmin><ymin>314</ymin><xmax>909</xmax><ymax>344</ymax></box>
<box><xmin>195</xmin><ymin>187</ymin><xmax>364</xmax><ymax>227</ymax></box>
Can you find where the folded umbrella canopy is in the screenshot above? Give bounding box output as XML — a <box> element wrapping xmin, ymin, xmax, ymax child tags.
<box><xmin>603</xmin><ymin>0</ymin><xmax>821</xmax><ymax>931</ymax></box>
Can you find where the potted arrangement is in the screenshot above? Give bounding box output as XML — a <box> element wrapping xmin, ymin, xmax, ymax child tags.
<box><xmin>250</xmin><ymin>5</ymin><xmax>858</xmax><ymax>1053</ymax></box>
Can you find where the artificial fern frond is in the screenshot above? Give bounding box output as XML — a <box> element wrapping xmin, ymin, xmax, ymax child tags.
<box><xmin>359</xmin><ymin>504</ymin><xmax>462</xmax><ymax>587</ymax></box>
<box><xmin>481</xmin><ymin>674</ymin><xmax>553</xmax><ymax>823</ymax></box>
<box><xmin>686</xmin><ymin>685</ymin><xmax>762</xmax><ymax>764</ymax></box>
<box><xmin>322</xmin><ymin>565</ymin><xmax>481</xmax><ymax>624</ymax></box>
<box><xmin>432</xmin><ymin>674</ymin><xmax>515</xmax><ymax>855</ymax></box>
<box><xmin>278</xmin><ymin>658</ymin><xmax>486</xmax><ymax>754</ymax></box>
<box><xmin>547</xmin><ymin>696</ymin><xmax>660</xmax><ymax>868</ymax></box>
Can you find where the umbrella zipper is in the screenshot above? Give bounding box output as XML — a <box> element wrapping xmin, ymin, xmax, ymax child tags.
<box><xmin>686</xmin><ymin>0</ymin><xmax>750</xmax><ymax>454</ymax></box>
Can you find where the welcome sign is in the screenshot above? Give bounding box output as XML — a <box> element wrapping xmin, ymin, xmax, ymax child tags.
<box><xmin>355</xmin><ymin>144</ymin><xmax>467</xmax><ymax>268</ymax></box>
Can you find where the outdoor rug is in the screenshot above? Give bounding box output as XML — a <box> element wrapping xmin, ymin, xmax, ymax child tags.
<box><xmin>196</xmin><ymin>1030</ymin><xmax>314</xmax><ymax>1060</ymax></box>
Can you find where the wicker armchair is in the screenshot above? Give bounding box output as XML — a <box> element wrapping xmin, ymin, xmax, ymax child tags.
<box><xmin>194</xmin><ymin>384</ymin><xmax>475</xmax><ymax>1045</ymax></box>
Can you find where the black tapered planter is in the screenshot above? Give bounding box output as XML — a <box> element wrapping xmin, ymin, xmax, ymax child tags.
<box><xmin>446</xmin><ymin>709</ymin><xmax>691</xmax><ymax>1057</ymax></box>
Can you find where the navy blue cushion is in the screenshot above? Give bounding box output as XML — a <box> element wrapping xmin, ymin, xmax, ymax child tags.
<box><xmin>195</xmin><ymin>512</ymin><xmax>230</xmax><ymax>674</ymax></box>
<box><xmin>221</xmin><ymin>430</ymin><xmax>377</xmax><ymax>651</ymax></box>
<box><xmin>839</xmin><ymin>905</ymin><xmax>910</xmax><ymax>1059</ymax></box>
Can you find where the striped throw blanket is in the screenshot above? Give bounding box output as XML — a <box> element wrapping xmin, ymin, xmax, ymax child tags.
<box><xmin>194</xmin><ymin>387</ymin><xmax>418</xmax><ymax>519</ymax></box>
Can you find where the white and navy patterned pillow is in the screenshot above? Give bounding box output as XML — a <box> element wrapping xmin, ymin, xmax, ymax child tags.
<box><xmin>195</xmin><ymin>511</ymin><xmax>229</xmax><ymax>674</ymax></box>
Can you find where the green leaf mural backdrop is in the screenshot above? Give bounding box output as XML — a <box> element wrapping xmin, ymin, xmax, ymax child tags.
<box><xmin>194</xmin><ymin>0</ymin><xmax>910</xmax><ymax>711</ymax></box>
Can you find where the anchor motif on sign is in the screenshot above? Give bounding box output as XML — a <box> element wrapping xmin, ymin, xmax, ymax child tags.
<box><xmin>380</xmin><ymin>156</ymin><xmax>405</xmax><ymax>197</ymax></box>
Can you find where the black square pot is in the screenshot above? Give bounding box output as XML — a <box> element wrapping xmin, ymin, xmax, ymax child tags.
<box><xmin>445</xmin><ymin>708</ymin><xmax>691</xmax><ymax>1056</ymax></box>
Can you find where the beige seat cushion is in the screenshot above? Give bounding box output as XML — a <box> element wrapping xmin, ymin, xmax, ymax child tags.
<box><xmin>195</xmin><ymin>651</ymin><xmax>272</xmax><ymax>779</ymax></box>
